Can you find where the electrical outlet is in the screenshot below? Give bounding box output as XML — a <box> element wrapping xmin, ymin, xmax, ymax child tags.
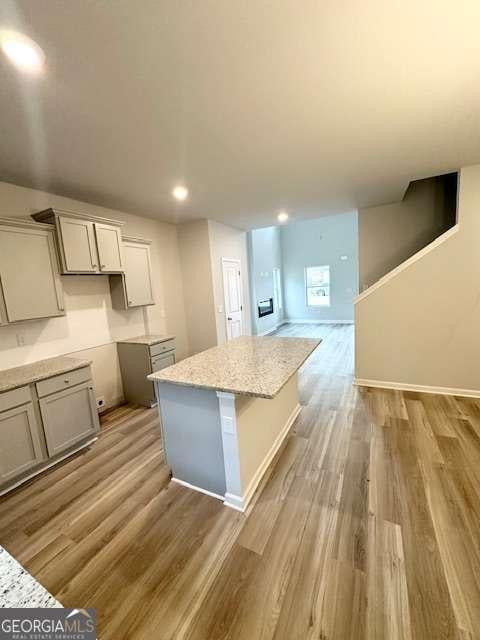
<box><xmin>16</xmin><ymin>333</ymin><xmax>26</xmax><ymax>347</ymax></box>
<box><xmin>96</xmin><ymin>396</ymin><xmax>105</xmax><ymax>411</ymax></box>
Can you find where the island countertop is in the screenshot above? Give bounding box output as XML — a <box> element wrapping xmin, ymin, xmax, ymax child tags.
<box><xmin>0</xmin><ymin>546</ymin><xmax>61</xmax><ymax>607</ymax></box>
<box><xmin>148</xmin><ymin>335</ymin><xmax>320</xmax><ymax>399</ymax></box>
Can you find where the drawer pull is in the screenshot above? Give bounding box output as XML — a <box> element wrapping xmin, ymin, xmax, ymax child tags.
<box><xmin>64</xmin><ymin>379</ymin><xmax>70</xmax><ymax>384</ymax></box>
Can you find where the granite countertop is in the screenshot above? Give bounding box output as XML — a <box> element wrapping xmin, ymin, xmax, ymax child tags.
<box><xmin>0</xmin><ymin>355</ymin><xmax>92</xmax><ymax>394</ymax></box>
<box><xmin>0</xmin><ymin>546</ymin><xmax>61</xmax><ymax>607</ymax></box>
<box><xmin>116</xmin><ymin>334</ymin><xmax>175</xmax><ymax>346</ymax></box>
<box><xmin>148</xmin><ymin>335</ymin><xmax>320</xmax><ymax>399</ymax></box>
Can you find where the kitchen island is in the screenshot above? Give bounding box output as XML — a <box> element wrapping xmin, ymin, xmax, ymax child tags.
<box><xmin>148</xmin><ymin>335</ymin><xmax>320</xmax><ymax>511</ymax></box>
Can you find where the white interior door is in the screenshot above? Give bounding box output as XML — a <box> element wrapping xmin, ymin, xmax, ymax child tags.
<box><xmin>222</xmin><ymin>258</ymin><xmax>243</xmax><ymax>341</ymax></box>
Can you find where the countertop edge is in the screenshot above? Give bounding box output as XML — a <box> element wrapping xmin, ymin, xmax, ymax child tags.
<box><xmin>116</xmin><ymin>335</ymin><xmax>175</xmax><ymax>346</ymax></box>
<box><xmin>0</xmin><ymin>357</ymin><xmax>93</xmax><ymax>394</ymax></box>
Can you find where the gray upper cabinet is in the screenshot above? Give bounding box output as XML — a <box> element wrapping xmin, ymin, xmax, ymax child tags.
<box><xmin>110</xmin><ymin>236</ymin><xmax>154</xmax><ymax>309</ymax></box>
<box><xmin>32</xmin><ymin>208</ymin><xmax>124</xmax><ymax>275</ymax></box>
<box><xmin>94</xmin><ymin>223</ymin><xmax>123</xmax><ymax>273</ymax></box>
<box><xmin>0</xmin><ymin>218</ymin><xmax>64</xmax><ymax>323</ymax></box>
<box><xmin>58</xmin><ymin>216</ymin><xmax>98</xmax><ymax>272</ymax></box>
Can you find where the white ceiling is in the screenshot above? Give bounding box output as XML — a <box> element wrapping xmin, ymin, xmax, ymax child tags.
<box><xmin>0</xmin><ymin>1</ymin><xmax>479</xmax><ymax>229</ymax></box>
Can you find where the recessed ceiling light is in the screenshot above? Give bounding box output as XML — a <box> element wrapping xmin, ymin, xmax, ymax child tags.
<box><xmin>172</xmin><ymin>185</ymin><xmax>188</xmax><ymax>201</ymax></box>
<box><xmin>0</xmin><ymin>30</ymin><xmax>45</xmax><ymax>74</ymax></box>
<box><xmin>277</xmin><ymin>211</ymin><xmax>289</xmax><ymax>223</ymax></box>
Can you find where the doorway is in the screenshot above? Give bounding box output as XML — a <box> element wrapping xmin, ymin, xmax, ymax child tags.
<box><xmin>221</xmin><ymin>258</ymin><xmax>244</xmax><ymax>341</ymax></box>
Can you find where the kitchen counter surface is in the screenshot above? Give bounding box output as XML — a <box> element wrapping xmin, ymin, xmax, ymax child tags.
<box><xmin>148</xmin><ymin>335</ymin><xmax>320</xmax><ymax>399</ymax></box>
<box><xmin>116</xmin><ymin>334</ymin><xmax>175</xmax><ymax>346</ymax></box>
<box><xmin>0</xmin><ymin>546</ymin><xmax>61</xmax><ymax>607</ymax></box>
<box><xmin>0</xmin><ymin>355</ymin><xmax>91</xmax><ymax>393</ymax></box>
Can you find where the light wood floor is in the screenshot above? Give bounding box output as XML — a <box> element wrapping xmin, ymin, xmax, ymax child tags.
<box><xmin>1</xmin><ymin>323</ymin><xmax>480</xmax><ymax>639</ymax></box>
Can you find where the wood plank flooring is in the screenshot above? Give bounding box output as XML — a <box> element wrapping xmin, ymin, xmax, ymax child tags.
<box><xmin>1</xmin><ymin>323</ymin><xmax>480</xmax><ymax>639</ymax></box>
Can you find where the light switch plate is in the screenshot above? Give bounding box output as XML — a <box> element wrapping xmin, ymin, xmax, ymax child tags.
<box><xmin>222</xmin><ymin>416</ymin><xmax>235</xmax><ymax>434</ymax></box>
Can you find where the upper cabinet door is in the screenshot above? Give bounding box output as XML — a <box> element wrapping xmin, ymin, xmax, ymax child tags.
<box><xmin>94</xmin><ymin>223</ymin><xmax>123</xmax><ymax>273</ymax></box>
<box><xmin>124</xmin><ymin>241</ymin><xmax>154</xmax><ymax>306</ymax></box>
<box><xmin>58</xmin><ymin>216</ymin><xmax>99</xmax><ymax>273</ymax></box>
<box><xmin>0</xmin><ymin>223</ymin><xmax>64</xmax><ymax>322</ymax></box>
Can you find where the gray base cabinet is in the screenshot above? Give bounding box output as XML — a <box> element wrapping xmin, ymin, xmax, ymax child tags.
<box><xmin>0</xmin><ymin>365</ymin><xmax>100</xmax><ymax>494</ymax></box>
<box><xmin>39</xmin><ymin>381</ymin><xmax>98</xmax><ymax>457</ymax></box>
<box><xmin>117</xmin><ymin>337</ymin><xmax>175</xmax><ymax>407</ymax></box>
<box><xmin>0</xmin><ymin>393</ymin><xmax>44</xmax><ymax>484</ymax></box>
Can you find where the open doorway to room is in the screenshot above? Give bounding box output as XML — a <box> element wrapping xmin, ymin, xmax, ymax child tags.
<box><xmin>247</xmin><ymin>212</ymin><xmax>358</xmax><ymax>354</ymax></box>
<box><xmin>247</xmin><ymin>212</ymin><xmax>359</xmax><ymax>378</ymax></box>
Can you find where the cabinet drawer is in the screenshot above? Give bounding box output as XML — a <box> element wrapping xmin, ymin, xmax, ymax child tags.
<box><xmin>150</xmin><ymin>340</ymin><xmax>175</xmax><ymax>357</ymax></box>
<box><xmin>0</xmin><ymin>386</ymin><xmax>32</xmax><ymax>412</ymax></box>
<box><xmin>36</xmin><ymin>366</ymin><xmax>91</xmax><ymax>398</ymax></box>
<box><xmin>151</xmin><ymin>352</ymin><xmax>175</xmax><ymax>373</ymax></box>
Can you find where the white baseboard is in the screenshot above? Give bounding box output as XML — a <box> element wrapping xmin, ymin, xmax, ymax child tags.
<box><xmin>256</xmin><ymin>322</ymin><xmax>285</xmax><ymax>336</ymax></box>
<box><xmin>354</xmin><ymin>377</ymin><xmax>480</xmax><ymax>399</ymax></box>
<box><xmin>171</xmin><ymin>477</ymin><xmax>225</xmax><ymax>502</ymax></box>
<box><xmin>223</xmin><ymin>402</ymin><xmax>301</xmax><ymax>512</ymax></box>
<box><xmin>223</xmin><ymin>492</ymin><xmax>247</xmax><ymax>511</ymax></box>
<box><xmin>285</xmin><ymin>318</ymin><xmax>353</xmax><ymax>325</ymax></box>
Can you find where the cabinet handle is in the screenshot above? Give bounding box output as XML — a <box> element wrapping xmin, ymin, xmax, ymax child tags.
<box><xmin>89</xmin><ymin>386</ymin><xmax>93</xmax><ymax>391</ymax></box>
<box><xmin>128</xmin><ymin>300</ymin><xmax>133</xmax><ymax>305</ymax></box>
<box><xmin>101</xmin><ymin>264</ymin><xmax>106</xmax><ymax>269</ymax></box>
<box><xmin>64</xmin><ymin>379</ymin><xmax>70</xmax><ymax>384</ymax></box>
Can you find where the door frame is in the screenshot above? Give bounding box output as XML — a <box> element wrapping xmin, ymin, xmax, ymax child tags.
<box><xmin>221</xmin><ymin>257</ymin><xmax>244</xmax><ymax>341</ymax></box>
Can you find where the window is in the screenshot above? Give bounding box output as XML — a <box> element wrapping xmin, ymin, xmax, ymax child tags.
<box><xmin>272</xmin><ymin>267</ymin><xmax>283</xmax><ymax>310</ymax></box>
<box><xmin>305</xmin><ymin>265</ymin><xmax>330</xmax><ymax>307</ymax></box>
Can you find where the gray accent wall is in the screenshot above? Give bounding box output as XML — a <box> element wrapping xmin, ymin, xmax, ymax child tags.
<box><xmin>280</xmin><ymin>212</ymin><xmax>359</xmax><ymax>323</ymax></box>
<box><xmin>358</xmin><ymin>174</ymin><xmax>457</xmax><ymax>290</ymax></box>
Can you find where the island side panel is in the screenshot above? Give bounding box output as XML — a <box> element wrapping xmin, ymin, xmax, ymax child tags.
<box><xmin>218</xmin><ymin>374</ymin><xmax>300</xmax><ymax>511</ymax></box>
<box><xmin>155</xmin><ymin>382</ymin><xmax>226</xmax><ymax>498</ymax></box>
<box><xmin>235</xmin><ymin>374</ymin><xmax>300</xmax><ymax>503</ymax></box>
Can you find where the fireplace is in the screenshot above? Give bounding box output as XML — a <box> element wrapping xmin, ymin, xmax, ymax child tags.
<box><xmin>258</xmin><ymin>298</ymin><xmax>274</xmax><ymax>317</ymax></box>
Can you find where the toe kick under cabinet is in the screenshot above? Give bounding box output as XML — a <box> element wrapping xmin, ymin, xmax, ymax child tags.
<box><xmin>0</xmin><ymin>363</ymin><xmax>100</xmax><ymax>494</ymax></box>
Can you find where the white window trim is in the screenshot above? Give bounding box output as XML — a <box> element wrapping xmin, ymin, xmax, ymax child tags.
<box><xmin>305</xmin><ymin>265</ymin><xmax>331</xmax><ymax>308</ymax></box>
<box><xmin>273</xmin><ymin>267</ymin><xmax>283</xmax><ymax>311</ymax></box>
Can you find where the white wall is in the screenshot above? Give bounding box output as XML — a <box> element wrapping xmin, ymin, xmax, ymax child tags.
<box><xmin>0</xmin><ymin>181</ymin><xmax>189</xmax><ymax>408</ymax></box>
<box><xmin>177</xmin><ymin>220</ymin><xmax>218</xmax><ymax>355</ymax></box>
<box><xmin>208</xmin><ymin>220</ymin><xmax>251</xmax><ymax>345</ymax></box>
<box><xmin>280</xmin><ymin>212</ymin><xmax>359</xmax><ymax>323</ymax></box>
<box><xmin>355</xmin><ymin>164</ymin><xmax>480</xmax><ymax>393</ymax></box>
<box><xmin>248</xmin><ymin>226</ymin><xmax>284</xmax><ymax>335</ymax></box>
